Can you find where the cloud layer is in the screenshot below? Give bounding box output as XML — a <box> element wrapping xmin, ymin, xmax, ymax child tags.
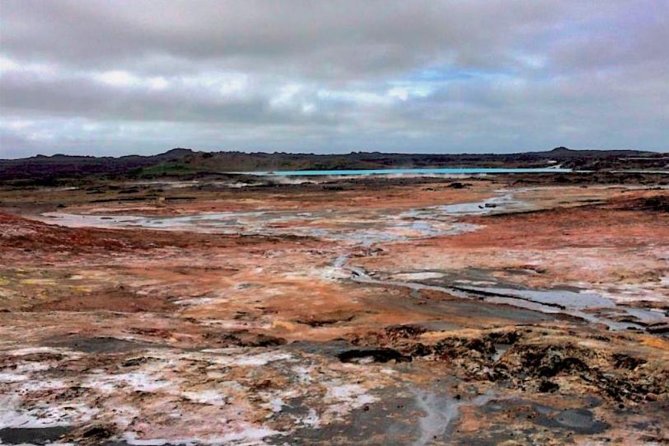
<box><xmin>1</xmin><ymin>0</ymin><xmax>667</xmax><ymax>157</ymax></box>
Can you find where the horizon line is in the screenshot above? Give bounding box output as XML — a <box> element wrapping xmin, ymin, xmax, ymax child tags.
<box><xmin>2</xmin><ymin>146</ymin><xmax>667</xmax><ymax>161</ymax></box>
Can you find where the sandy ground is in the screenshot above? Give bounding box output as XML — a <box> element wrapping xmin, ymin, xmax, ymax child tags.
<box><xmin>0</xmin><ymin>175</ymin><xmax>667</xmax><ymax>445</ymax></box>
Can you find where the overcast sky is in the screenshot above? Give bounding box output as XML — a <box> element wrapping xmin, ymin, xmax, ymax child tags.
<box><xmin>1</xmin><ymin>0</ymin><xmax>667</xmax><ymax>158</ymax></box>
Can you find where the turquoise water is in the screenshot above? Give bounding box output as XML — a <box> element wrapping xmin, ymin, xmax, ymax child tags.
<box><xmin>259</xmin><ymin>167</ymin><xmax>572</xmax><ymax>176</ymax></box>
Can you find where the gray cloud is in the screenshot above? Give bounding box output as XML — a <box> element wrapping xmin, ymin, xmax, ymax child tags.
<box><xmin>0</xmin><ymin>1</ymin><xmax>565</xmax><ymax>73</ymax></box>
<box><xmin>0</xmin><ymin>0</ymin><xmax>667</xmax><ymax>157</ymax></box>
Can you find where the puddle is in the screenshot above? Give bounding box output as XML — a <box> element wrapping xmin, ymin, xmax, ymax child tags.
<box><xmin>458</xmin><ymin>286</ymin><xmax>668</xmax><ymax>330</ymax></box>
<box><xmin>457</xmin><ymin>286</ymin><xmax>616</xmax><ymax>310</ymax></box>
<box><xmin>340</xmin><ymin>262</ymin><xmax>664</xmax><ymax>332</ymax></box>
<box><xmin>438</xmin><ymin>193</ymin><xmax>526</xmax><ymax>215</ymax></box>
<box><xmin>536</xmin><ymin>408</ymin><xmax>610</xmax><ymax>434</ymax></box>
<box><xmin>412</xmin><ymin>388</ymin><xmax>493</xmax><ymax>446</ymax></box>
<box><xmin>268</xmin><ymin>390</ymin><xmax>418</xmax><ymax>445</ymax></box>
<box><xmin>455</xmin><ymin>288</ymin><xmax>657</xmax><ymax>331</ymax></box>
<box><xmin>391</xmin><ymin>272</ymin><xmax>445</xmax><ymax>281</ymax></box>
<box><xmin>479</xmin><ymin>399</ymin><xmax>611</xmax><ymax>436</ymax></box>
<box><xmin>619</xmin><ymin>307</ymin><xmax>668</xmax><ymax>324</ymax></box>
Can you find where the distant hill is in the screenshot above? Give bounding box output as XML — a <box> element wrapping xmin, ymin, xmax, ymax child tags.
<box><xmin>0</xmin><ymin>149</ymin><xmax>192</xmax><ymax>183</ymax></box>
<box><xmin>530</xmin><ymin>146</ymin><xmax>658</xmax><ymax>158</ymax></box>
<box><xmin>0</xmin><ymin>147</ymin><xmax>665</xmax><ymax>183</ymax></box>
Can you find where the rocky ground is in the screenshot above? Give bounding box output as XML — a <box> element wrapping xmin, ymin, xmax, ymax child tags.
<box><xmin>0</xmin><ymin>173</ymin><xmax>667</xmax><ymax>445</ymax></box>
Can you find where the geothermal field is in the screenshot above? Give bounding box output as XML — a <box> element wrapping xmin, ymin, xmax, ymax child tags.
<box><xmin>0</xmin><ymin>170</ymin><xmax>668</xmax><ymax>445</ymax></box>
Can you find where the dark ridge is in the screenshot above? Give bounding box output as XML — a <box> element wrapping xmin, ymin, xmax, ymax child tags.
<box><xmin>1</xmin><ymin>147</ymin><xmax>666</xmax><ymax>182</ymax></box>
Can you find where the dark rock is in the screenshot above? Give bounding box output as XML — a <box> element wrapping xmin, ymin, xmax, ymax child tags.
<box><xmin>385</xmin><ymin>324</ymin><xmax>426</xmax><ymax>339</ymax></box>
<box><xmin>448</xmin><ymin>182</ymin><xmax>469</xmax><ymax>189</ymax></box>
<box><xmin>122</xmin><ymin>357</ymin><xmax>149</xmax><ymax>367</ymax></box>
<box><xmin>337</xmin><ymin>348</ymin><xmax>412</xmax><ymax>363</ymax></box>
<box><xmin>408</xmin><ymin>343</ymin><xmax>432</xmax><ymax>357</ymax></box>
<box><xmin>519</xmin><ymin>346</ymin><xmax>590</xmax><ymax>378</ymax></box>
<box><xmin>205</xmin><ymin>330</ymin><xmax>286</xmax><ymax>347</ymax></box>
<box><xmin>433</xmin><ymin>336</ymin><xmax>495</xmax><ymax>358</ymax></box>
<box><xmin>635</xmin><ymin>196</ymin><xmax>669</xmax><ymax>212</ymax></box>
<box><xmin>82</xmin><ymin>425</ymin><xmax>114</xmax><ymax>439</ymax></box>
<box><xmin>647</xmin><ymin>324</ymin><xmax>669</xmax><ymax>334</ymax></box>
<box><xmin>0</xmin><ymin>427</ymin><xmax>70</xmax><ymax>445</ymax></box>
<box><xmin>612</xmin><ymin>353</ymin><xmax>646</xmax><ymax>370</ymax></box>
<box><xmin>538</xmin><ymin>380</ymin><xmax>560</xmax><ymax>393</ymax></box>
<box><xmin>250</xmin><ymin>334</ymin><xmax>287</xmax><ymax>347</ymax></box>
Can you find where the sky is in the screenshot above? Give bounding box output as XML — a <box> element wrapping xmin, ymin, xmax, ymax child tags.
<box><xmin>0</xmin><ymin>0</ymin><xmax>667</xmax><ymax>158</ymax></box>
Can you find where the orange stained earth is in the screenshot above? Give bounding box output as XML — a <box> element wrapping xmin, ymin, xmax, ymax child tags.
<box><xmin>0</xmin><ymin>176</ymin><xmax>667</xmax><ymax>445</ymax></box>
